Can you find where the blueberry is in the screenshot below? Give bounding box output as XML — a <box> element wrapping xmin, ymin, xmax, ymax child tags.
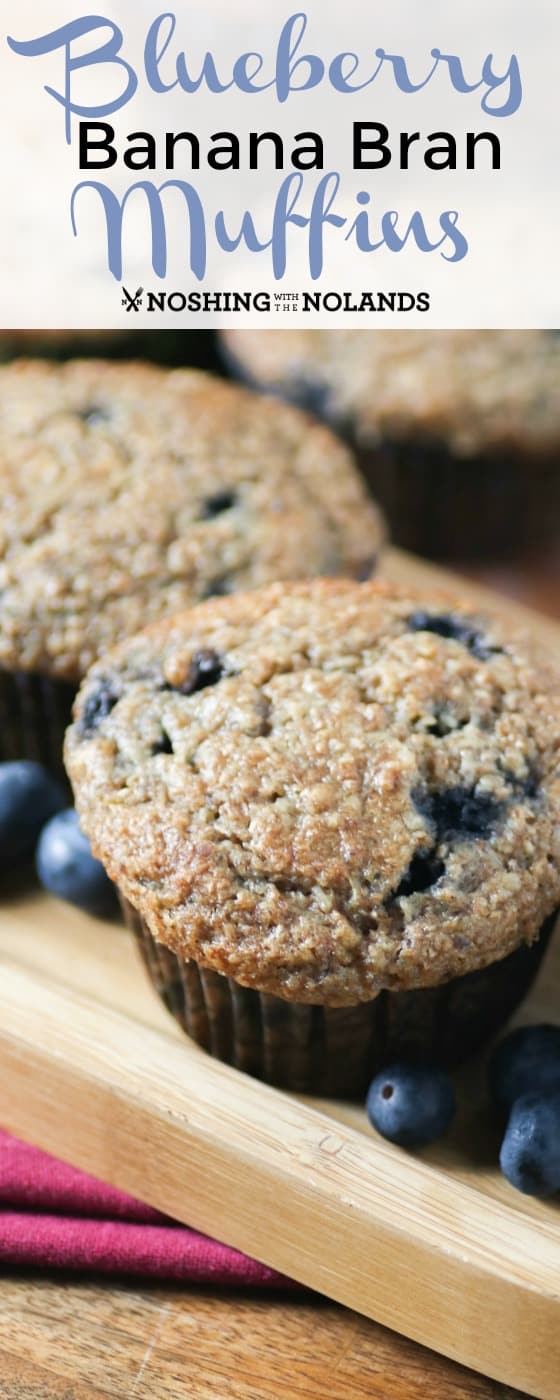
<box><xmin>288</xmin><ymin>376</ymin><xmax>334</xmax><ymax>420</ymax></box>
<box><xmin>0</xmin><ymin>761</ymin><xmax>66</xmax><ymax>865</ymax></box>
<box><xmin>407</xmin><ymin>612</ymin><xmax>501</xmax><ymax>663</ymax></box>
<box><xmin>163</xmin><ymin>649</ymin><xmax>226</xmax><ymax>694</ymax></box>
<box><xmin>501</xmin><ymin>765</ymin><xmax>541</xmax><ymax>801</ymax></box>
<box><xmin>151</xmin><ymin>728</ymin><xmax>174</xmax><ymax>756</ymax></box>
<box><xmin>79</xmin><ymin>680</ymin><xmax>119</xmax><ymax>737</ymax></box>
<box><xmin>76</xmin><ymin>404</ymin><xmax>110</xmax><ymax>427</ymax></box>
<box><xmin>202</xmin><ymin>577</ymin><xmax>232</xmax><ymax>600</ymax></box>
<box><xmin>182</xmin><ymin>649</ymin><xmax>225</xmax><ymax>694</ymax></box>
<box><xmin>366</xmin><ymin>1061</ymin><xmax>456</xmax><ymax>1147</ymax></box>
<box><xmin>500</xmin><ymin>1091</ymin><xmax>560</xmax><ymax>1197</ymax></box>
<box><xmin>202</xmin><ymin>489</ymin><xmax>237</xmax><ymax>518</ymax></box>
<box><xmin>488</xmin><ymin>1024</ymin><xmax>560</xmax><ymax>1114</ymax></box>
<box><xmin>413</xmin><ymin>785</ymin><xmax>503</xmax><ymax>842</ymax></box>
<box><xmin>393</xmin><ymin>849</ymin><xmax>445</xmax><ymax>899</ymax></box>
<box><xmin>36</xmin><ymin>809</ymin><xmax>118</xmax><ymax>918</ymax></box>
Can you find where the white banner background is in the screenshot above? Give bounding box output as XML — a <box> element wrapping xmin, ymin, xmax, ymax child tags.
<box><xmin>0</xmin><ymin>0</ymin><xmax>556</xmax><ymax>327</ymax></box>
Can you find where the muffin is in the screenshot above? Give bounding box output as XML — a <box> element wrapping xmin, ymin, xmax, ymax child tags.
<box><xmin>221</xmin><ymin>329</ymin><xmax>560</xmax><ymax>561</ymax></box>
<box><xmin>0</xmin><ymin>361</ymin><xmax>383</xmax><ymax>775</ymax></box>
<box><xmin>65</xmin><ymin>579</ymin><xmax>560</xmax><ymax>1097</ymax></box>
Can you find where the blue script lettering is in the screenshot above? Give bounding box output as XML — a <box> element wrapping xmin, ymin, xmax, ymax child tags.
<box><xmin>71</xmin><ymin>179</ymin><xmax>206</xmax><ymax>278</ymax></box>
<box><xmin>216</xmin><ymin>173</ymin><xmax>307</xmax><ymax>277</ymax></box>
<box><xmin>431</xmin><ymin>49</ymin><xmax>521</xmax><ymax>116</ymax></box>
<box><xmin>8</xmin><ymin>18</ymin><xmax>137</xmax><ymax>143</ymax></box>
<box><xmin>218</xmin><ymin>172</ymin><xmax>345</xmax><ymax>278</ymax></box>
<box><xmin>72</xmin><ymin>172</ymin><xmax>469</xmax><ymax>281</ymax></box>
<box><xmin>275</xmin><ymin>13</ymin><xmax>325</xmax><ymax>101</ymax></box>
<box><xmin>374</xmin><ymin>49</ymin><xmax>440</xmax><ymax>94</ymax></box>
<box><xmin>8</xmin><ymin>12</ymin><xmax>521</xmax><ymax>119</ymax></box>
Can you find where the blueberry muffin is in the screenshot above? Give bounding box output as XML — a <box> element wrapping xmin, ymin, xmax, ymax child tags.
<box><xmin>0</xmin><ymin>361</ymin><xmax>383</xmax><ymax>775</ymax></box>
<box><xmin>221</xmin><ymin>329</ymin><xmax>560</xmax><ymax>560</ymax></box>
<box><xmin>65</xmin><ymin>579</ymin><xmax>560</xmax><ymax>1096</ymax></box>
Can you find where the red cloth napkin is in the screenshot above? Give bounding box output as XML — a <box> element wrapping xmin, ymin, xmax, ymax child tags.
<box><xmin>0</xmin><ymin>1129</ymin><xmax>296</xmax><ymax>1288</ymax></box>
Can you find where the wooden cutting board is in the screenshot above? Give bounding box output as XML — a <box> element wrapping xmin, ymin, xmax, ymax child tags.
<box><xmin>0</xmin><ymin>549</ymin><xmax>558</xmax><ymax>1400</ymax></box>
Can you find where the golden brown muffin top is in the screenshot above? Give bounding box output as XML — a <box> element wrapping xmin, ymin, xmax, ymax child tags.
<box><xmin>0</xmin><ymin>360</ymin><xmax>383</xmax><ymax>680</ymax></box>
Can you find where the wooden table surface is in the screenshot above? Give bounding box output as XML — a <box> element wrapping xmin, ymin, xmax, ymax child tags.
<box><xmin>2</xmin><ymin>551</ymin><xmax>558</xmax><ymax>1400</ymax></box>
<box><xmin>0</xmin><ymin>1278</ymin><xmax>529</xmax><ymax>1399</ymax></box>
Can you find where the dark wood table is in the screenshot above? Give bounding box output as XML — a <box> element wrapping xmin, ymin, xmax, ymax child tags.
<box><xmin>0</xmin><ymin>1278</ymin><xmax>527</xmax><ymax>1398</ymax></box>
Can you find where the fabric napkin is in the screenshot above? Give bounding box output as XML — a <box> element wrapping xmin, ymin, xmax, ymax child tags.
<box><xmin>0</xmin><ymin>1128</ymin><xmax>296</xmax><ymax>1287</ymax></box>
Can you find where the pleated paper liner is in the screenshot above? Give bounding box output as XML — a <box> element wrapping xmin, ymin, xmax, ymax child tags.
<box><xmin>220</xmin><ymin>340</ymin><xmax>560</xmax><ymax>564</ymax></box>
<box><xmin>353</xmin><ymin>440</ymin><xmax>560</xmax><ymax>561</ymax></box>
<box><xmin>0</xmin><ymin>669</ymin><xmax>75</xmax><ymax>781</ymax></box>
<box><xmin>121</xmin><ymin>896</ymin><xmax>556</xmax><ymax>1098</ymax></box>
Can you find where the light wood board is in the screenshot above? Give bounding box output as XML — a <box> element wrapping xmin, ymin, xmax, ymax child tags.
<box><xmin>0</xmin><ymin>549</ymin><xmax>558</xmax><ymax>1399</ymax></box>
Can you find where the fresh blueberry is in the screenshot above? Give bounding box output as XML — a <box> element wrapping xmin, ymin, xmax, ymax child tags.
<box><xmin>366</xmin><ymin>1061</ymin><xmax>456</xmax><ymax>1147</ymax></box>
<box><xmin>488</xmin><ymin>1024</ymin><xmax>560</xmax><ymax>1114</ymax></box>
<box><xmin>36</xmin><ymin>809</ymin><xmax>118</xmax><ymax>918</ymax></box>
<box><xmin>499</xmin><ymin>1091</ymin><xmax>560</xmax><ymax>1197</ymax></box>
<box><xmin>0</xmin><ymin>761</ymin><xmax>66</xmax><ymax>865</ymax></box>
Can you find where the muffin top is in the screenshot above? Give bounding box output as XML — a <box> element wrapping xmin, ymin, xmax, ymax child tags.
<box><xmin>0</xmin><ymin>360</ymin><xmax>382</xmax><ymax>680</ymax></box>
<box><xmin>222</xmin><ymin>330</ymin><xmax>560</xmax><ymax>457</ymax></box>
<box><xmin>66</xmin><ymin>579</ymin><xmax>560</xmax><ymax>1006</ymax></box>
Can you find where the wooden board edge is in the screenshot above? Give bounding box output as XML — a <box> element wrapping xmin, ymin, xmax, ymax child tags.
<box><xmin>0</xmin><ymin>959</ymin><xmax>558</xmax><ymax>1399</ymax></box>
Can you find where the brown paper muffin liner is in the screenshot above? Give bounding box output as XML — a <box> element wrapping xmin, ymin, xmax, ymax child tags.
<box><xmin>121</xmin><ymin>896</ymin><xmax>557</xmax><ymax>1098</ymax></box>
<box><xmin>220</xmin><ymin>345</ymin><xmax>560</xmax><ymax>563</ymax></box>
<box><xmin>354</xmin><ymin>439</ymin><xmax>560</xmax><ymax>561</ymax></box>
<box><xmin>0</xmin><ymin>668</ymin><xmax>76</xmax><ymax>780</ymax></box>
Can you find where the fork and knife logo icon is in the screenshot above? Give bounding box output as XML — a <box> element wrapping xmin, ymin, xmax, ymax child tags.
<box><xmin>121</xmin><ymin>286</ymin><xmax>144</xmax><ymax>312</ymax></box>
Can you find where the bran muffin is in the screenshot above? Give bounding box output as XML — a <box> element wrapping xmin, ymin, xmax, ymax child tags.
<box><xmin>65</xmin><ymin>579</ymin><xmax>560</xmax><ymax>1095</ymax></box>
<box><xmin>221</xmin><ymin>329</ymin><xmax>560</xmax><ymax>560</ymax></box>
<box><xmin>0</xmin><ymin>360</ymin><xmax>383</xmax><ymax>775</ymax></box>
